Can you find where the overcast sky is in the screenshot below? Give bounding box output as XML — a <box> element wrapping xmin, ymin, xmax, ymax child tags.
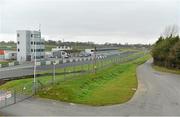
<box><xmin>0</xmin><ymin>0</ymin><xmax>179</xmax><ymax>44</ymax></box>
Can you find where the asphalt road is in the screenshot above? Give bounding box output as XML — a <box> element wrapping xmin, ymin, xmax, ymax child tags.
<box><xmin>1</xmin><ymin>59</ymin><xmax>180</xmax><ymax>116</ymax></box>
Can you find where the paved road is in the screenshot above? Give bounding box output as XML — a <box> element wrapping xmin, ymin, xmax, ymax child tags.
<box><xmin>1</xmin><ymin>59</ymin><xmax>180</xmax><ymax>116</ymax></box>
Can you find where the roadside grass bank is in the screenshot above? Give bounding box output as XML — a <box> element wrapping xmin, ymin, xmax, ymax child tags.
<box><xmin>0</xmin><ymin>61</ymin><xmax>9</xmax><ymax>65</ymax></box>
<box><xmin>36</xmin><ymin>54</ymin><xmax>151</xmax><ymax>106</ymax></box>
<box><xmin>152</xmin><ymin>65</ymin><xmax>180</xmax><ymax>74</ymax></box>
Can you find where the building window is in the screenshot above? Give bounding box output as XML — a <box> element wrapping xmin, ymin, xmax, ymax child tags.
<box><xmin>31</xmin><ymin>34</ymin><xmax>33</xmax><ymax>38</ymax></box>
<box><xmin>31</xmin><ymin>49</ymin><xmax>33</xmax><ymax>52</ymax></box>
<box><xmin>18</xmin><ymin>41</ymin><xmax>20</xmax><ymax>44</ymax></box>
<box><xmin>18</xmin><ymin>49</ymin><xmax>20</xmax><ymax>52</ymax></box>
<box><xmin>17</xmin><ymin>33</ymin><xmax>20</xmax><ymax>37</ymax></box>
<box><xmin>31</xmin><ymin>41</ymin><xmax>33</xmax><ymax>45</ymax></box>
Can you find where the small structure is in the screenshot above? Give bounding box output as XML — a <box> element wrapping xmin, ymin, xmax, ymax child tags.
<box><xmin>51</xmin><ymin>46</ymin><xmax>72</xmax><ymax>58</ymax></box>
<box><xmin>0</xmin><ymin>50</ymin><xmax>5</xmax><ymax>60</ymax></box>
<box><xmin>85</xmin><ymin>49</ymin><xmax>95</xmax><ymax>54</ymax></box>
<box><xmin>4</xmin><ymin>51</ymin><xmax>17</xmax><ymax>60</ymax></box>
<box><xmin>45</xmin><ymin>52</ymin><xmax>53</xmax><ymax>58</ymax></box>
<box><xmin>52</xmin><ymin>50</ymin><xmax>69</xmax><ymax>58</ymax></box>
<box><xmin>0</xmin><ymin>50</ymin><xmax>17</xmax><ymax>60</ymax></box>
<box><xmin>52</xmin><ymin>46</ymin><xmax>72</xmax><ymax>51</ymax></box>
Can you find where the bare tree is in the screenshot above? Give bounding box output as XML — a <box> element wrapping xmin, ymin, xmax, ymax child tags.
<box><xmin>161</xmin><ymin>25</ymin><xmax>179</xmax><ymax>38</ymax></box>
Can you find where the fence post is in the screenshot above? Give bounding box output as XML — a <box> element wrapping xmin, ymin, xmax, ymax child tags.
<box><xmin>81</xmin><ymin>64</ymin><xmax>83</xmax><ymax>74</ymax></box>
<box><xmin>64</xmin><ymin>67</ymin><xmax>66</xmax><ymax>80</ymax></box>
<box><xmin>73</xmin><ymin>64</ymin><xmax>75</xmax><ymax>78</ymax></box>
<box><xmin>88</xmin><ymin>63</ymin><xmax>89</xmax><ymax>72</ymax></box>
<box><xmin>14</xmin><ymin>89</ymin><xmax>16</xmax><ymax>104</ymax></box>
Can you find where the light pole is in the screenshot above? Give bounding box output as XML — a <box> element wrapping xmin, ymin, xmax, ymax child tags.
<box><xmin>94</xmin><ymin>46</ymin><xmax>97</xmax><ymax>74</ymax></box>
<box><xmin>52</xmin><ymin>61</ymin><xmax>57</xmax><ymax>84</ymax></box>
<box><xmin>33</xmin><ymin>41</ymin><xmax>37</xmax><ymax>94</ymax></box>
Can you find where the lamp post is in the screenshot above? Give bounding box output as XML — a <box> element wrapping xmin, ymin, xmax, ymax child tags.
<box><xmin>94</xmin><ymin>46</ymin><xmax>97</xmax><ymax>74</ymax></box>
<box><xmin>52</xmin><ymin>61</ymin><xmax>57</xmax><ymax>84</ymax></box>
<box><xmin>33</xmin><ymin>41</ymin><xmax>37</xmax><ymax>94</ymax></box>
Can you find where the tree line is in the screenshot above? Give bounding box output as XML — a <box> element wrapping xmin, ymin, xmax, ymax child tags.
<box><xmin>0</xmin><ymin>40</ymin><xmax>151</xmax><ymax>50</ymax></box>
<box><xmin>152</xmin><ymin>25</ymin><xmax>180</xmax><ymax>69</ymax></box>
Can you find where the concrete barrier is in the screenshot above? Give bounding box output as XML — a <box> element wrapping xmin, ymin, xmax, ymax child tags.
<box><xmin>79</xmin><ymin>58</ymin><xmax>82</xmax><ymax>62</ymax></box>
<box><xmin>70</xmin><ymin>59</ymin><xmax>73</xmax><ymax>62</ymax></box>
<box><xmin>63</xmin><ymin>59</ymin><xmax>66</xmax><ymax>63</ymax></box>
<box><xmin>0</xmin><ymin>64</ymin><xmax>2</xmax><ymax>68</ymax></box>
<box><xmin>66</xmin><ymin>59</ymin><xmax>70</xmax><ymax>63</ymax></box>
<box><xmin>8</xmin><ymin>62</ymin><xmax>15</xmax><ymax>67</ymax></box>
<box><xmin>46</xmin><ymin>61</ymin><xmax>51</xmax><ymax>65</ymax></box>
<box><xmin>14</xmin><ymin>61</ymin><xmax>19</xmax><ymax>65</ymax></box>
<box><xmin>59</xmin><ymin>60</ymin><xmax>63</xmax><ymax>64</ymax></box>
<box><xmin>55</xmin><ymin>60</ymin><xmax>60</xmax><ymax>64</ymax></box>
<box><xmin>36</xmin><ymin>62</ymin><xmax>41</xmax><ymax>66</ymax></box>
<box><xmin>75</xmin><ymin>58</ymin><xmax>79</xmax><ymax>62</ymax></box>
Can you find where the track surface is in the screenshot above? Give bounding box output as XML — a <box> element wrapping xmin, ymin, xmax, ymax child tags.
<box><xmin>1</xmin><ymin>60</ymin><xmax>180</xmax><ymax>116</ymax></box>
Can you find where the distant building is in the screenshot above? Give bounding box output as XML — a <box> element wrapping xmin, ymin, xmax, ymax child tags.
<box><xmin>52</xmin><ymin>46</ymin><xmax>72</xmax><ymax>51</ymax></box>
<box><xmin>17</xmin><ymin>30</ymin><xmax>45</xmax><ymax>62</ymax></box>
<box><xmin>85</xmin><ymin>49</ymin><xmax>95</xmax><ymax>54</ymax></box>
<box><xmin>0</xmin><ymin>50</ymin><xmax>17</xmax><ymax>60</ymax></box>
<box><xmin>4</xmin><ymin>51</ymin><xmax>17</xmax><ymax>60</ymax></box>
<box><xmin>52</xmin><ymin>50</ymin><xmax>69</xmax><ymax>58</ymax></box>
<box><xmin>51</xmin><ymin>46</ymin><xmax>72</xmax><ymax>58</ymax></box>
<box><xmin>0</xmin><ymin>50</ymin><xmax>5</xmax><ymax>60</ymax></box>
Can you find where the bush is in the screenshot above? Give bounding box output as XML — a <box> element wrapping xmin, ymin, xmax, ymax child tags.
<box><xmin>151</xmin><ymin>35</ymin><xmax>180</xmax><ymax>69</ymax></box>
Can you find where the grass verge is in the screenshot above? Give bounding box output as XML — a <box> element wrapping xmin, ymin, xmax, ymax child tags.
<box><xmin>152</xmin><ymin>65</ymin><xmax>180</xmax><ymax>74</ymax></box>
<box><xmin>36</xmin><ymin>54</ymin><xmax>151</xmax><ymax>106</ymax></box>
<box><xmin>0</xmin><ymin>61</ymin><xmax>9</xmax><ymax>65</ymax></box>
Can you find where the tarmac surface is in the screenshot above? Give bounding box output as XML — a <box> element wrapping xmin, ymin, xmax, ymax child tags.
<box><xmin>0</xmin><ymin>59</ymin><xmax>180</xmax><ymax>116</ymax></box>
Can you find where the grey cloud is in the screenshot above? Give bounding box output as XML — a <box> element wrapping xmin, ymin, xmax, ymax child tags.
<box><xmin>0</xmin><ymin>0</ymin><xmax>179</xmax><ymax>43</ymax></box>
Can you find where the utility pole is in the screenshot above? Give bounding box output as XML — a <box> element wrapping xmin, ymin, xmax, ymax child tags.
<box><xmin>94</xmin><ymin>46</ymin><xmax>97</xmax><ymax>74</ymax></box>
<box><xmin>52</xmin><ymin>61</ymin><xmax>57</xmax><ymax>84</ymax></box>
<box><xmin>33</xmin><ymin>41</ymin><xmax>37</xmax><ymax>94</ymax></box>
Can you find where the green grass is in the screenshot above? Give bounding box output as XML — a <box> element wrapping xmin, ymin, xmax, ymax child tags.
<box><xmin>0</xmin><ymin>61</ymin><xmax>9</xmax><ymax>65</ymax></box>
<box><xmin>119</xmin><ymin>48</ymin><xmax>141</xmax><ymax>52</ymax></box>
<box><xmin>152</xmin><ymin>65</ymin><xmax>180</xmax><ymax>74</ymax></box>
<box><xmin>0</xmin><ymin>70</ymin><xmax>77</xmax><ymax>93</ymax></box>
<box><xmin>36</xmin><ymin>54</ymin><xmax>151</xmax><ymax>106</ymax></box>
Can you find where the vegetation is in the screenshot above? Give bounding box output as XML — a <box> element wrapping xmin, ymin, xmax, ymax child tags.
<box><xmin>152</xmin><ymin>65</ymin><xmax>180</xmax><ymax>74</ymax></box>
<box><xmin>0</xmin><ymin>61</ymin><xmax>9</xmax><ymax>65</ymax></box>
<box><xmin>36</xmin><ymin>54</ymin><xmax>150</xmax><ymax>106</ymax></box>
<box><xmin>0</xmin><ymin>40</ymin><xmax>150</xmax><ymax>51</ymax></box>
<box><xmin>151</xmin><ymin>25</ymin><xmax>180</xmax><ymax>69</ymax></box>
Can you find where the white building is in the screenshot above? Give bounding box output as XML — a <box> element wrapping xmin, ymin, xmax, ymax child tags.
<box><xmin>17</xmin><ymin>30</ymin><xmax>45</xmax><ymax>62</ymax></box>
<box><xmin>52</xmin><ymin>46</ymin><xmax>72</xmax><ymax>51</ymax></box>
<box><xmin>51</xmin><ymin>46</ymin><xmax>72</xmax><ymax>58</ymax></box>
<box><xmin>4</xmin><ymin>51</ymin><xmax>17</xmax><ymax>60</ymax></box>
<box><xmin>0</xmin><ymin>50</ymin><xmax>17</xmax><ymax>60</ymax></box>
<box><xmin>85</xmin><ymin>49</ymin><xmax>95</xmax><ymax>54</ymax></box>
